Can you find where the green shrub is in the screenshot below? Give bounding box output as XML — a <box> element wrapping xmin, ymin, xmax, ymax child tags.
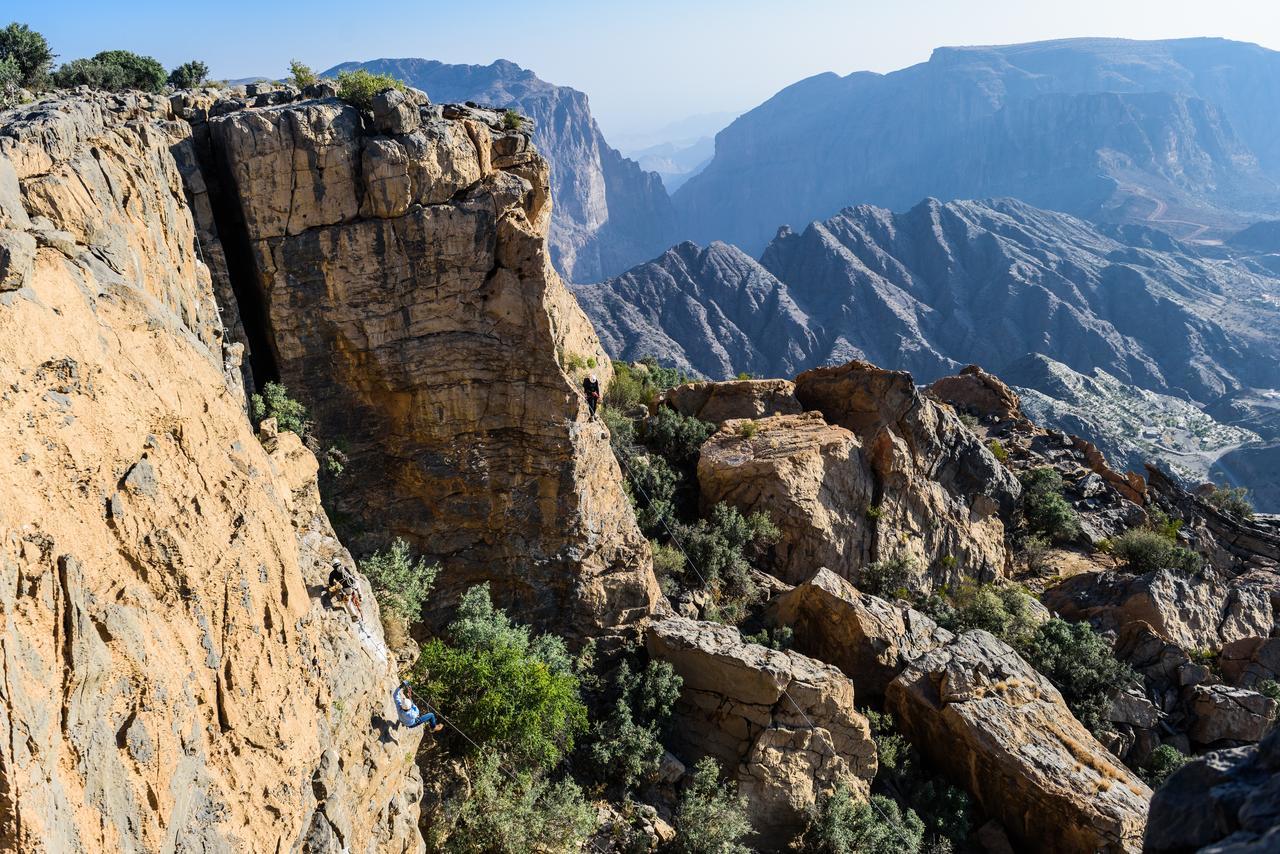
<box><xmin>360</xmin><ymin>538</ymin><xmax>438</xmax><ymax>626</ymax></box>
<box><xmin>673</xmin><ymin>757</ymin><xmax>753</xmax><ymax>854</ymax></box>
<box><xmin>1019</xmin><ymin>468</ymin><xmax>1081</xmax><ymax>543</ymax></box>
<box><xmin>167</xmin><ymin>60</ymin><xmax>209</xmax><ymax>89</ymax></box>
<box><xmin>502</xmin><ymin>108</ymin><xmax>523</xmax><ymax>130</ymax></box>
<box><xmin>587</xmin><ymin>659</ymin><xmax>682</xmax><ymax>791</ymax></box>
<box><xmin>414</xmin><ymin>584</ymin><xmax>588</xmax><ymax>771</ymax></box>
<box><xmin>250</xmin><ymin>380</ymin><xmax>310</xmax><ymax>436</ymax></box>
<box><xmin>605</xmin><ymin>357</ymin><xmax>689</xmax><ymax>411</ymax></box>
<box><xmin>643</xmin><ymin>407</ymin><xmax>715</xmax><ymax>467</ymax></box>
<box><xmin>859</xmin><ymin>555</ymin><xmax>916</xmax><ymax>599</ymax></box>
<box><xmin>625</xmin><ymin>453</ymin><xmax>681</xmax><ymax>538</ymax></box>
<box><xmin>1019</xmin><ymin>618</ymin><xmax>1133</xmax><ymax>737</ymax></box>
<box><xmin>335</xmin><ymin>68</ymin><xmax>405</xmax><ymax>110</ymax></box>
<box><xmin>1140</xmin><ymin>745</ymin><xmax>1188</xmax><ymax>788</ymax></box>
<box><xmin>677</xmin><ymin>503</ymin><xmax>778</xmax><ymax>624</ymax></box>
<box><xmin>1111</xmin><ymin>528</ymin><xmax>1201</xmax><ymax>574</ymax></box>
<box><xmin>802</xmin><ymin>788</ymin><xmax>925</xmax><ymax>854</ymax></box>
<box><xmin>924</xmin><ymin>582</ymin><xmax>1040</xmax><ymax>647</ymax></box>
<box><xmin>427</xmin><ymin>748</ymin><xmax>596</xmax><ymax>854</ymax></box>
<box><xmin>865</xmin><ymin>504</ymin><xmax>883</xmax><ymax>522</ymax></box>
<box><xmin>0</xmin><ymin>56</ymin><xmax>21</xmax><ymax>108</ymax></box>
<box><xmin>743</xmin><ymin>625</ymin><xmax>794</xmax><ymax>651</ymax></box>
<box><xmin>0</xmin><ymin>22</ymin><xmax>53</xmax><ymax>87</ymax></box>
<box><xmin>957</xmin><ymin>412</ymin><xmax>980</xmax><ymax>431</ymax></box>
<box><xmin>738</xmin><ymin>420</ymin><xmax>759</xmax><ymax>439</ymax></box>
<box><xmin>650</xmin><ymin>540</ymin><xmax>686</xmax><ymax>595</ymax></box>
<box><xmin>987</xmin><ymin>439</ymin><xmax>1008</xmax><ymax>462</ymax></box>
<box><xmin>1259</xmin><ymin>679</ymin><xmax>1280</xmax><ymax>702</ymax></box>
<box><xmin>288</xmin><ymin>59</ymin><xmax>317</xmax><ymax>88</ymax></box>
<box><xmin>1204</xmin><ymin>483</ymin><xmax>1254</xmax><ymax>519</ymax></box>
<box><xmin>53</xmin><ymin>50</ymin><xmax>167</xmax><ymax>92</ymax></box>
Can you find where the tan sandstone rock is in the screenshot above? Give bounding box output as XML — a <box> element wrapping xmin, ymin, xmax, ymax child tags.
<box><xmin>655</xmin><ymin>379</ymin><xmax>803</xmax><ymax>424</ymax></box>
<box><xmin>926</xmin><ymin>364</ymin><xmax>1024</xmax><ymax>424</ymax></box>
<box><xmin>886</xmin><ymin>630</ymin><xmax>1151</xmax><ymax>854</ymax></box>
<box><xmin>645</xmin><ymin>616</ymin><xmax>876</xmax><ymax>847</ymax></box>
<box><xmin>0</xmin><ymin>92</ymin><xmax>421</xmax><ymax>852</ymax></box>
<box><xmin>201</xmin><ymin>96</ymin><xmax>660</xmax><ymax>639</ymax></box>
<box><xmin>767</xmin><ymin>568</ymin><xmax>953</xmax><ymax>702</ymax></box>
<box><xmin>1189</xmin><ymin>685</ymin><xmax>1279</xmax><ymax>745</ymax></box>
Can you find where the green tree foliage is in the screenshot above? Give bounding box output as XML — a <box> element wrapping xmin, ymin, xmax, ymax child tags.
<box><xmin>1204</xmin><ymin>483</ymin><xmax>1254</xmax><ymax>519</ymax></box>
<box><xmin>335</xmin><ymin>68</ymin><xmax>405</xmax><ymax>110</ymax></box>
<box><xmin>801</xmin><ymin>787</ymin><xmax>925</xmax><ymax>854</ymax></box>
<box><xmin>859</xmin><ymin>555</ymin><xmax>917</xmax><ymax>599</ymax></box>
<box><xmin>167</xmin><ymin>60</ymin><xmax>208</xmax><ymax>89</ymax></box>
<box><xmin>359</xmin><ymin>538</ymin><xmax>438</xmax><ymax>626</ymax></box>
<box><xmin>1111</xmin><ymin>528</ymin><xmax>1201</xmax><ymax>574</ymax></box>
<box><xmin>673</xmin><ymin>757</ymin><xmax>753</xmax><ymax>854</ymax></box>
<box><xmin>1140</xmin><ymin>745</ymin><xmax>1188</xmax><ymax>788</ymax></box>
<box><xmin>920</xmin><ymin>582</ymin><xmax>1041</xmax><ymax>648</ymax></box>
<box><xmin>288</xmin><ymin>59</ymin><xmax>317</xmax><ymax>88</ymax></box>
<box><xmin>502</xmin><ymin>108</ymin><xmax>523</xmax><ymax>130</ymax></box>
<box><xmin>0</xmin><ymin>22</ymin><xmax>54</xmax><ymax>87</ymax></box>
<box><xmin>1020</xmin><ymin>618</ymin><xmax>1134</xmax><ymax>737</ymax></box>
<box><xmin>0</xmin><ymin>56</ymin><xmax>22</xmax><ymax>108</ymax></box>
<box><xmin>1019</xmin><ymin>468</ymin><xmax>1081</xmax><ymax>543</ymax></box>
<box><xmin>625</xmin><ymin>453</ymin><xmax>682</xmax><ymax>537</ymax></box>
<box><xmin>587</xmin><ymin>659</ymin><xmax>683</xmax><ymax>791</ymax></box>
<box><xmin>53</xmin><ymin>50</ymin><xmax>167</xmax><ymax>93</ymax></box>
<box><xmin>650</xmin><ymin>540</ymin><xmax>686</xmax><ymax>595</ymax></box>
<box><xmin>250</xmin><ymin>380</ymin><xmax>310</xmax><ymax>436</ymax></box>
<box><xmin>426</xmin><ymin>748</ymin><xmax>596</xmax><ymax>854</ymax></box>
<box><xmin>604</xmin><ymin>357</ymin><xmax>689</xmax><ymax>411</ymax></box>
<box><xmin>642</xmin><ymin>407</ymin><xmax>715</xmax><ymax>468</ymax></box>
<box><xmin>677</xmin><ymin>503</ymin><xmax>778</xmax><ymax>623</ymax></box>
<box><xmin>414</xmin><ymin>584</ymin><xmax>588</xmax><ymax>771</ymax></box>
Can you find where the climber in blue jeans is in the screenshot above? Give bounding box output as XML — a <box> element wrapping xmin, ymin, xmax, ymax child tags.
<box><xmin>394</xmin><ymin>681</ymin><xmax>444</xmax><ymax>732</ymax></box>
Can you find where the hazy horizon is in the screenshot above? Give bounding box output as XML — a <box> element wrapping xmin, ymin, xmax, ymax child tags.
<box><xmin>17</xmin><ymin>1</ymin><xmax>1280</xmax><ymax>140</ymax></box>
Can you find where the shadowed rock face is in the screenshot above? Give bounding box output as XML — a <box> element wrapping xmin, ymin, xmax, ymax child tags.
<box><xmin>0</xmin><ymin>91</ymin><xmax>422</xmax><ymax>852</ymax></box>
<box><xmin>322</xmin><ymin>58</ymin><xmax>675</xmax><ymax>283</ymax></box>
<box><xmin>675</xmin><ymin>37</ymin><xmax>1280</xmax><ymax>254</ymax></box>
<box><xmin>199</xmin><ymin>95</ymin><xmax>661</xmax><ymax>640</ymax></box>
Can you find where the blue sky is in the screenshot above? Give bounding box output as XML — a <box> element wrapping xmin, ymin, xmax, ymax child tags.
<box><xmin>13</xmin><ymin>0</ymin><xmax>1280</xmax><ymax>140</ymax></box>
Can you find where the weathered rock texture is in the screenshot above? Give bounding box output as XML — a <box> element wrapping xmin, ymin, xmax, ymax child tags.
<box><xmin>655</xmin><ymin>378</ymin><xmax>802</xmax><ymax>424</ymax></box>
<box><xmin>768</xmin><ymin>569</ymin><xmax>953</xmax><ymax>703</ymax></box>
<box><xmin>197</xmin><ymin>94</ymin><xmax>660</xmax><ymax>638</ymax></box>
<box><xmin>645</xmin><ymin>616</ymin><xmax>876</xmax><ymax>847</ymax></box>
<box><xmin>0</xmin><ymin>92</ymin><xmax>421</xmax><ymax>853</ymax></box>
<box><xmin>1145</xmin><ymin>730</ymin><xmax>1280</xmax><ymax>853</ymax></box>
<box><xmin>887</xmin><ymin>631</ymin><xmax>1151</xmax><ymax>854</ymax></box>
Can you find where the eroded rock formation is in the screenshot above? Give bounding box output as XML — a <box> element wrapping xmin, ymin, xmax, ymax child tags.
<box><xmin>645</xmin><ymin>616</ymin><xmax>876</xmax><ymax>847</ymax></box>
<box><xmin>192</xmin><ymin>92</ymin><xmax>661</xmax><ymax>639</ymax></box>
<box><xmin>655</xmin><ymin>378</ymin><xmax>803</xmax><ymax>424</ymax></box>
<box><xmin>0</xmin><ymin>91</ymin><xmax>421</xmax><ymax>852</ymax></box>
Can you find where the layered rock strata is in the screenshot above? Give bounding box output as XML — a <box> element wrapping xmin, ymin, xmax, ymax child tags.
<box><xmin>193</xmin><ymin>92</ymin><xmax>661</xmax><ymax>638</ymax></box>
<box><xmin>0</xmin><ymin>91</ymin><xmax>421</xmax><ymax>853</ymax></box>
<box><xmin>645</xmin><ymin>616</ymin><xmax>876</xmax><ymax>847</ymax></box>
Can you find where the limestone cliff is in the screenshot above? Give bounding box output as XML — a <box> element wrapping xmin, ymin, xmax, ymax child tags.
<box><xmin>187</xmin><ymin>90</ymin><xmax>660</xmax><ymax>638</ymax></box>
<box><xmin>0</xmin><ymin>92</ymin><xmax>421</xmax><ymax>852</ymax></box>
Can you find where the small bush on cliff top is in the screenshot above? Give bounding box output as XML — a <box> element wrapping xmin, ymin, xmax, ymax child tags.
<box><xmin>605</xmin><ymin>356</ymin><xmax>690</xmax><ymax>411</ymax></box>
<box><xmin>0</xmin><ymin>57</ymin><xmax>21</xmax><ymax>109</ymax></box>
<box><xmin>335</xmin><ymin>68</ymin><xmax>405</xmax><ymax>110</ymax></box>
<box><xmin>288</xmin><ymin>59</ymin><xmax>317</xmax><ymax>88</ymax></box>
<box><xmin>673</xmin><ymin>757</ymin><xmax>753</xmax><ymax>854</ymax></box>
<box><xmin>0</xmin><ymin>22</ymin><xmax>54</xmax><ymax>87</ymax></box>
<box><xmin>1111</xmin><ymin>528</ymin><xmax>1201</xmax><ymax>575</ymax></box>
<box><xmin>167</xmin><ymin>60</ymin><xmax>208</xmax><ymax>89</ymax></box>
<box><xmin>502</xmin><ymin>108</ymin><xmax>523</xmax><ymax>130</ymax></box>
<box><xmin>53</xmin><ymin>50</ymin><xmax>167</xmax><ymax>93</ymax></box>
<box><xmin>414</xmin><ymin>584</ymin><xmax>587</xmax><ymax>772</ymax></box>
<box><xmin>1204</xmin><ymin>483</ymin><xmax>1254</xmax><ymax>519</ymax></box>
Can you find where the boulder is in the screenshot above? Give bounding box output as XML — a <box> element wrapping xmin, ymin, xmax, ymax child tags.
<box><xmin>0</xmin><ymin>228</ymin><xmax>36</xmax><ymax>291</ymax></box>
<box><xmin>646</xmin><ymin>616</ymin><xmax>876</xmax><ymax>847</ymax></box>
<box><xmin>886</xmin><ymin>630</ymin><xmax>1151</xmax><ymax>853</ymax></box>
<box><xmin>768</xmin><ymin>568</ymin><xmax>952</xmax><ymax>702</ymax></box>
<box><xmin>1145</xmin><ymin>730</ymin><xmax>1280</xmax><ymax>852</ymax></box>
<box><xmin>698</xmin><ymin>412</ymin><xmax>873</xmax><ymax>584</ymax></box>
<box><xmin>371</xmin><ymin>87</ymin><xmax>419</xmax><ymax>135</ymax></box>
<box><xmin>656</xmin><ymin>379</ymin><xmax>803</xmax><ymax>424</ymax></box>
<box><xmin>1221</xmin><ymin>637</ymin><xmax>1280</xmax><ymax>688</ymax></box>
<box><xmin>926</xmin><ymin>364</ymin><xmax>1024</xmax><ymax>423</ymax></box>
<box><xmin>1189</xmin><ymin>685</ymin><xmax>1279</xmax><ymax>745</ymax></box>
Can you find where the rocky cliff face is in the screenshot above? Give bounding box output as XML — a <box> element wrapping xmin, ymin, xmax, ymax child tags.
<box><xmin>674</xmin><ymin>37</ymin><xmax>1280</xmax><ymax>253</ymax></box>
<box><xmin>322</xmin><ymin>58</ymin><xmax>676</xmax><ymax>282</ymax></box>
<box><xmin>187</xmin><ymin>89</ymin><xmax>660</xmax><ymax>639</ymax></box>
<box><xmin>0</xmin><ymin>92</ymin><xmax>421</xmax><ymax>852</ymax></box>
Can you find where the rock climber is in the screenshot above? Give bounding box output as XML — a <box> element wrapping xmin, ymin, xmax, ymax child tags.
<box><xmin>393</xmin><ymin>681</ymin><xmax>445</xmax><ymax>732</ymax></box>
<box><xmin>583</xmin><ymin>372</ymin><xmax>601</xmax><ymax>420</ymax></box>
<box><xmin>327</xmin><ymin>559</ymin><xmax>363</xmax><ymax>623</ymax></box>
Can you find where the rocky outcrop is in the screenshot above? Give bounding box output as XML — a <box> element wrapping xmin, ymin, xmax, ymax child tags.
<box><xmin>645</xmin><ymin>616</ymin><xmax>876</xmax><ymax>847</ymax></box>
<box><xmin>926</xmin><ymin>365</ymin><xmax>1025</xmax><ymax>425</ymax></box>
<box><xmin>322</xmin><ymin>58</ymin><xmax>676</xmax><ymax>282</ymax></box>
<box><xmin>1221</xmin><ymin>637</ymin><xmax>1280</xmax><ymax>689</ymax></box>
<box><xmin>793</xmin><ymin>361</ymin><xmax>1018</xmax><ymax>585</ymax></box>
<box><xmin>1188</xmin><ymin>685</ymin><xmax>1278</xmax><ymax>745</ymax></box>
<box><xmin>887</xmin><ymin>630</ymin><xmax>1152</xmax><ymax>854</ymax></box>
<box><xmin>767</xmin><ymin>569</ymin><xmax>953</xmax><ymax>702</ymax></box>
<box><xmin>196</xmin><ymin>93</ymin><xmax>661</xmax><ymax>639</ymax></box>
<box><xmin>1145</xmin><ymin>730</ymin><xmax>1280</xmax><ymax>853</ymax></box>
<box><xmin>655</xmin><ymin>379</ymin><xmax>802</xmax><ymax>424</ymax></box>
<box><xmin>0</xmin><ymin>91</ymin><xmax>421</xmax><ymax>852</ymax></box>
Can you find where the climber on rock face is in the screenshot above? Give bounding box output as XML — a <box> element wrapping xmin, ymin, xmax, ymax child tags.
<box><xmin>393</xmin><ymin>681</ymin><xmax>444</xmax><ymax>732</ymax></box>
<box><xmin>327</xmin><ymin>559</ymin><xmax>363</xmax><ymax>623</ymax></box>
<box><xmin>583</xmin><ymin>372</ymin><xmax>601</xmax><ymax>420</ymax></box>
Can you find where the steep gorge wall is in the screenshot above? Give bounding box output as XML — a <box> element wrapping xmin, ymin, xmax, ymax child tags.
<box><xmin>191</xmin><ymin>91</ymin><xmax>661</xmax><ymax>639</ymax></box>
<box><xmin>0</xmin><ymin>93</ymin><xmax>421</xmax><ymax>851</ymax></box>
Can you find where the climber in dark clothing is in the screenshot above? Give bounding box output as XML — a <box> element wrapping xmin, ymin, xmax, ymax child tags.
<box><xmin>583</xmin><ymin>373</ymin><xmax>601</xmax><ymax>420</ymax></box>
<box><xmin>394</xmin><ymin>682</ymin><xmax>444</xmax><ymax>732</ymax></box>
